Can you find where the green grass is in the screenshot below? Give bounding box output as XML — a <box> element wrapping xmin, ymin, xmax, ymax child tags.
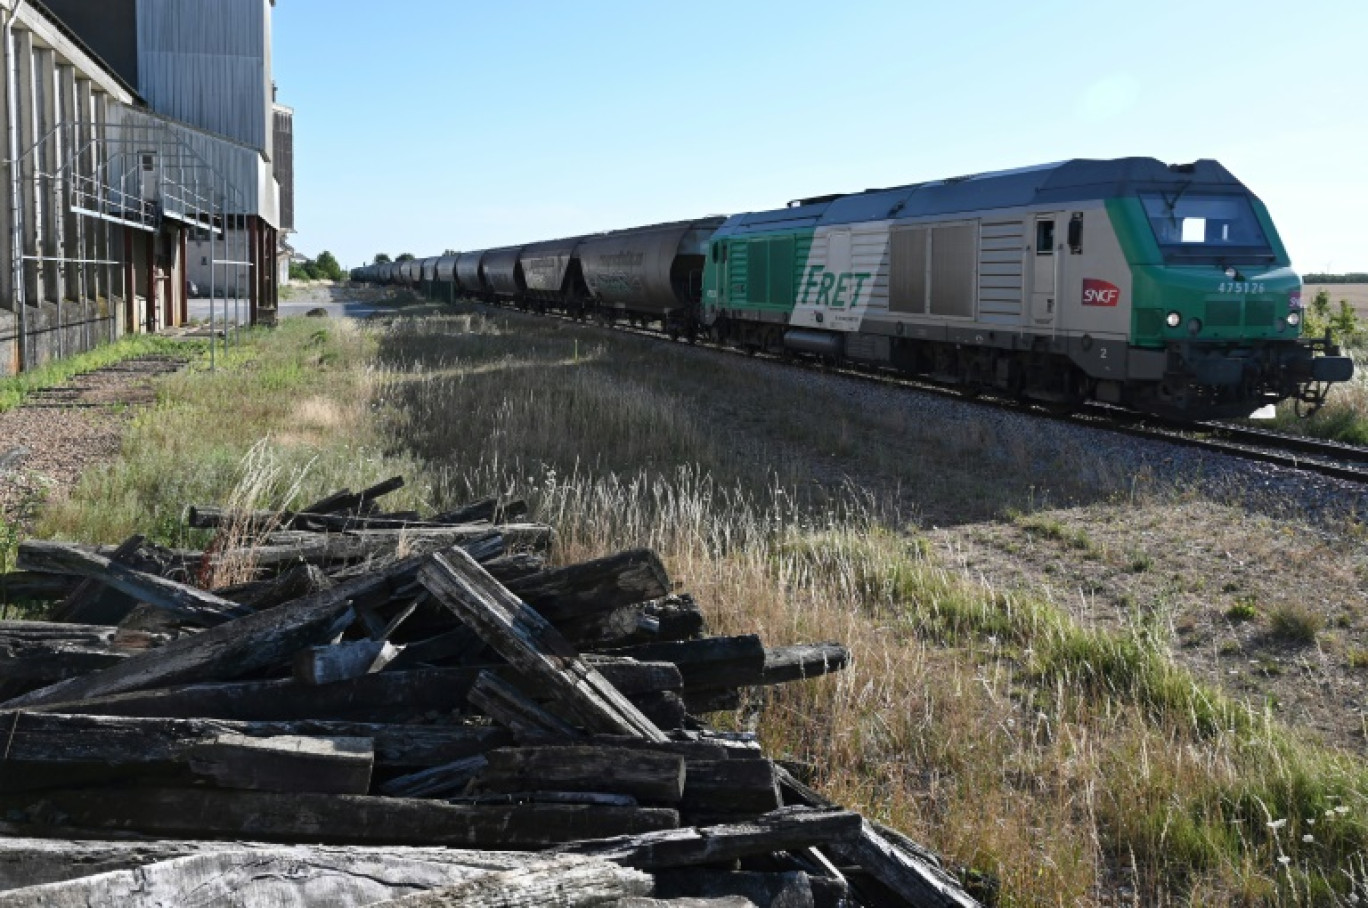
<box><xmin>36</xmin><ymin>320</ymin><xmax>429</xmax><ymax>553</ymax></box>
<box><xmin>0</xmin><ymin>334</ymin><xmax>198</xmax><ymax>413</ymax></box>
<box><xmin>16</xmin><ymin>309</ymin><xmax>1368</xmax><ymax>905</ymax></box>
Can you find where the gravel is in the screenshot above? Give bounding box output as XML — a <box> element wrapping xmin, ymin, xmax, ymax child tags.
<box><xmin>691</xmin><ymin>343</ymin><xmax>1368</xmax><ymax>526</ymax></box>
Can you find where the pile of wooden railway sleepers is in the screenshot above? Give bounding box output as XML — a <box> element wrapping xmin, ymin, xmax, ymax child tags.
<box><xmin>0</xmin><ymin>477</ymin><xmax>986</xmax><ymax>907</ymax></box>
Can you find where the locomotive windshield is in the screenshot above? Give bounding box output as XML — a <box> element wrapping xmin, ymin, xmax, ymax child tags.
<box><xmin>1139</xmin><ymin>191</ymin><xmax>1274</xmax><ymax>264</ymax></box>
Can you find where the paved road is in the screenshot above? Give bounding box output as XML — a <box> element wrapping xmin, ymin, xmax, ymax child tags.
<box><xmin>186</xmin><ymin>297</ymin><xmax>391</xmax><ymax>323</ymax></box>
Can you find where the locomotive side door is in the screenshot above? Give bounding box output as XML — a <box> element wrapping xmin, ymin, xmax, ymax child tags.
<box><xmin>1030</xmin><ymin>214</ymin><xmax>1058</xmax><ymax>329</ymax></box>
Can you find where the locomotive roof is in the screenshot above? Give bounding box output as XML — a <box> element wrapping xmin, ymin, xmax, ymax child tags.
<box><xmin>715</xmin><ymin>157</ymin><xmax>1251</xmax><ymax>235</ymax></box>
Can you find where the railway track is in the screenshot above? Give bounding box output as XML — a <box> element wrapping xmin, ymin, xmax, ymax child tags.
<box><xmin>478</xmin><ymin>300</ymin><xmax>1368</xmax><ymax>487</ymax></box>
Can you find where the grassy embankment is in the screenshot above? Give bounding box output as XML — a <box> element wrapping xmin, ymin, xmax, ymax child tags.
<box><xmin>24</xmin><ymin>311</ymin><xmax>1368</xmax><ymax>906</ymax></box>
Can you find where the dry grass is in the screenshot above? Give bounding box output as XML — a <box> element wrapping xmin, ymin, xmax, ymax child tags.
<box><xmin>27</xmin><ymin>305</ymin><xmax>1368</xmax><ymax>904</ymax></box>
<box><xmin>366</xmin><ymin>309</ymin><xmax>1368</xmax><ymax>905</ymax></box>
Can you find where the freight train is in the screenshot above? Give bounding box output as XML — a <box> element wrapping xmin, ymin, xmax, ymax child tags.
<box><xmin>354</xmin><ymin>157</ymin><xmax>1354</xmax><ymax>420</ymax></box>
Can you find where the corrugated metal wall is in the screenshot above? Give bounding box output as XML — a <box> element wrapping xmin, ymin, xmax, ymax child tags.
<box><xmin>272</xmin><ymin>107</ymin><xmax>294</xmax><ymax>231</ymax></box>
<box><xmin>105</xmin><ymin>106</ymin><xmax>277</xmax><ymax>225</ymax></box>
<box><xmin>136</xmin><ymin>0</ymin><xmax>271</xmax><ymax>155</ymax></box>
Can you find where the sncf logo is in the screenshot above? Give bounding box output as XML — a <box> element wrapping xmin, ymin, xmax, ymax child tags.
<box><xmin>1082</xmin><ymin>278</ymin><xmax>1121</xmax><ymax>307</ymax></box>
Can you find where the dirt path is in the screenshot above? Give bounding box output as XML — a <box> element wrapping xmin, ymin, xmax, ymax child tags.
<box><xmin>0</xmin><ymin>356</ymin><xmax>186</xmax><ymax>535</ymax></box>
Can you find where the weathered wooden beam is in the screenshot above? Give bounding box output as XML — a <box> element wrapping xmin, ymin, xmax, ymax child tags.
<box><xmin>505</xmin><ymin>549</ymin><xmax>671</xmax><ymax>622</ymax></box>
<box><xmin>552</xmin><ymin>806</ymin><xmax>861</xmax><ymax>870</ymax></box>
<box><xmin>368</xmin><ymin>854</ymin><xmax>651</xmax><ymax>908</ymax></box>
<box><xmin>293</xmin><ymin>639</ymin><xmax>403</xmax><ymax>685</ymax></box>
<box><xmin>449</xmin><ymin>791</ymin><xmax>640</xmax><ymax>808</ymax></box>
<box><xmin>299</xmin><ymin>487</ymin><xmax>358</xmax><ymax>516</ymax></box>
<box><xmin>608</xmin><ymin>635</ymin><xmax>766</xmax><ymax>692</ymax></box>
<box><xmin>680</xmin><ymin>759</ymin><xmax>782</xmax><ymax>823</ymax></box>
<box><xmin>626</xmin><ymin>691</ymin><xmax>687</xmax><ymax>730</ymax></box>
<box><xmin>420</xmin><ymin>548</ymin><xmax>668</xmax><ymax>742</ymax></box>
<box><xmin>553</xmin><ymin>605</ymin><xmax>650</xmax><ymax>649</ymax></box>
<box><xmin>47</xmin><ymin>535</ymin><xmax>144</xmax><ymax>625</ymax></box>
<box><xmin>0</xmin><ymin>560</ymin><xmax>413</xmax><ymax>709</ymax></box>
<box><xmin>478</xmin><ymin>551</ymin><xmax>544</xmax><ymax>581</ymax></box>
<box><xmin>255</xmin><ymin>525</ymin><xmax>554</xmax><ymax>568</ymax></box>
<box><xmin>653</xmin><ymin>870</ymin><xmax>816</xmax><ymax>908</ymax></box>
<box><xmin>0</xmin><ymin>571</ymin><xmax>81</xmax><ymax>603</ymax></box>
<box><xmin>379</xmin><ymin>754</ymin><xmax>488</xmax><ymax>799</ymax></box>
<box><xmin>430</xmin><ymin>496</ymin><xmax>497</xmax><ymax>524</ymax></box>
<box><xmin>1</xmin><ymin>788</ymin><xmax>679</xmax><ymax>848</ymax></box>
<box><xmin>22</xmin><ymin>668</ymin><xmax>480</xmax><ymax>723</ymax></box>
<box><xmin>183</xmin><ymin>506</ymin><xmax>290</xmax><ymax>533</ymax></box>
<box><xmin>17</xmin><ymin>541</ymin><xmax>253</xmax><ymax>627</ymax></box>
<box><xmin>281</xmin><ymin>476</ymin><xmax>406</xmax><ymax>522</ymax></box>
<box><xmin>473</xmin><ymin>746</ymin><xmax>686</xmax><ymax>804</ymax></box>
<box><xmin>467</xmin><ymin>670</ymin><xmax>584</xmax><ymax>744</ymax></box>
<box><xmin>0</xmin><ymin>849</ymin><xmax>618</xmax><ymax>908</ymax></box>
<box><xmin>774</xmin><ymin>765</ymin><xmax>981</xmax><ymax>908</ymax></box>
<box><xmin>0</xmin><ymin>622</ymin><xmax>166</xmax><ymax>683</ymax></box>
<box><xmin>608</xmin><ymin>638</ymin><xmax>852</xmax><ymax>693</ymax></box>
<box><xmin>582</xmin><ymin>735</ymin><xmax>732</xmax><ymax>762</ymax></box>
<box><xmin>644</xmin><ymin>594</ymin><xmax>708</xmax><ymax>643</ymax></box>
<box><xmin>759</xmin><ymin>644</ymin><xmax>852</xmax><ymax>686</ymax></box>
<box><xmin>0</xmin><ymin>838</ymin><xmax>556</xmax><ymax>893</ymax></box>
<box><xmin>214</xmin><ymin>563</ymin><xmax>333</xmax><ymax>610</ymax></box>
<box><xmin>616</xmin><ymin>899</ymin><xmax>755</xmax><ymax>908</ymax></box>
<box><xmin>234</xmin><ymin>529</ymin><xmax>518</xmax><ymax>573</ymax></box>
<box><xmin>354</xmin><ymin>475</ymin><xmax>407</xmax><ymax>508</ymax></box>
<box><xmin>0</xmin><ymin>712</ymin><xmax>508</xmax><ymax>772</ymax></box>
<box><xmin>188</xmin><ymin>506</ymin><xmax>494</xmax><ymax>534</ymax></box>
<box><xmin>185</xmin><ymin>734</ymin><xmax>374</xmax><ymax>794</ymax></box>
<box><xmin>41</xmin><ymin>659</ymin><xmax>679</xmax><ymax>724</ymax></box>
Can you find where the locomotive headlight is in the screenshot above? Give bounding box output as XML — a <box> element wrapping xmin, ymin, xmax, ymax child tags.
<box><xmin>1188</xmin><ymin>318</ymin><xmax>1203</xmax><ymax>335</ymax></box>
<box><xmin>1224</xmin><ymin>266</ymin><xmax>1237</xmax><ymax>279</ymax></box>
<box><xmin>1287</xmin><ymin>311</ymin><xmax>1302</xmax><ymax>327</ymax></box>
<box><xmin>1165</xmin><ymin>311</ymin><xmax>1182</xmax><ymax>328</ymax></box>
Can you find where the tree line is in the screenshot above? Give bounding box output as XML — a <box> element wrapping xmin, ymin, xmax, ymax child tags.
<box><xmin>289</xmin><ymin>250</ymin><xmax>344</xmax><ymax>282</ymax></box>
<box><xmin>1303</xmin><ymin>273</ymin><xmax>1368</xmax><ymax>284</ymax></box>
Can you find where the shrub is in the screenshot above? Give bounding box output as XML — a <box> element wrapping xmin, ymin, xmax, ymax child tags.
<box><xmin>1267</xmin><ymin>603</ymin><xmax>1323</xmax><ymax>646</ymax></box>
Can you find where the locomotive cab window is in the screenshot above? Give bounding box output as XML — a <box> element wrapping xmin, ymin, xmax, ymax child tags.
<box><xmin>1139</xmin><ymin>192</ymin><xmax>1273</xmax><ymax>263</ymax></box>
<box><xmin>1035</xmin><ymin>220</ymin><xmax>1055</xmax><ymax>255</ymax></box>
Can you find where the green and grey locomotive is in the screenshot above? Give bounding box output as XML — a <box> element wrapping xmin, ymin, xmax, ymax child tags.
<box><xmin>357</xmin><ymin>157</ymin><xmax>1353</xmax><ymax>420</ymax></box>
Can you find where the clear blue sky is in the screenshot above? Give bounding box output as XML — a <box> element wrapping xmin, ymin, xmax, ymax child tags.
<box><xmin>276</xmin><ymin>0</ymin><xmax>1367</xmax><ymax>274</ymax></box>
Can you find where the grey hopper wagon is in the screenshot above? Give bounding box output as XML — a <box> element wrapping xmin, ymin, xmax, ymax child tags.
<box><xmin>435</xmin><ymin>256</ymin><xmax>458</xmax><ymax>284</ymax></box>
<box><xmin>435</xmin><ymin>255</ymin><xmax>459</xmax><ymax>301</ymax></box>
<box><xmin>578</xmin><ymin>218</ymin><xmax>726</xmax><ymax>325</ymax></box>
<box><xmin>482</xmin><ymin>246</ymin><xmax>527</xmax><ymax>300</ymax></box>
<box><xmin>519</xmin><ymin>237</ymin><xmax>590</xmax><ymax>306</ymax></box>
<box><xmin>455</xmin><ymin>250</ymin><xmax>489</xmax><ymax>297</ymax></box>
